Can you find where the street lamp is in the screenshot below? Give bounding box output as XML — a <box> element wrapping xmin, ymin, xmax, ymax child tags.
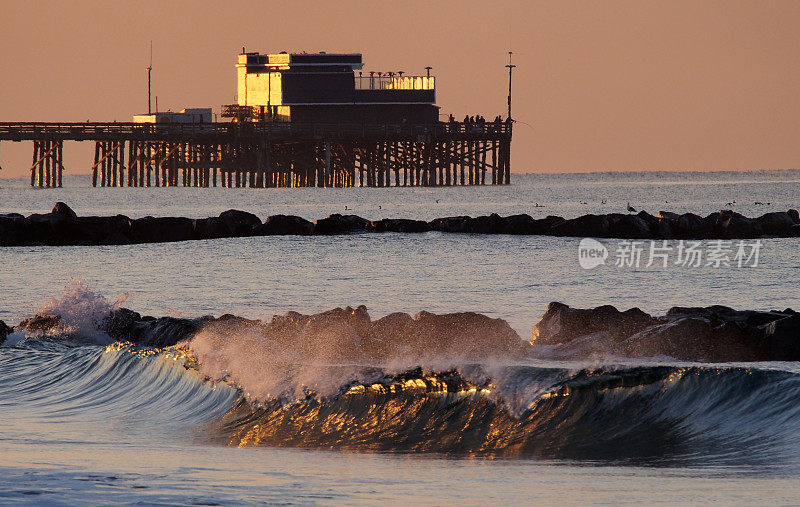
<box><xmin>505</xmin><ymin>52</ymin><xmax>516</xmax><ymax>120</ymax></box>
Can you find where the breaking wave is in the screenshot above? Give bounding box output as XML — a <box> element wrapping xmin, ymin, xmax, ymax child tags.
<box><xmin>207</xmin><ymin>364</ymin><xmax>800</xmax><ymax>465</ymax></box>
<box><xmin>0</xmin><ymin>341</ymin><xmax>237</xmax><ymax>434</ymax></box>
<box><xmin>3</xmin><ymin>282</ymin><xmax>800</xmax><ymax>465</ymax></box>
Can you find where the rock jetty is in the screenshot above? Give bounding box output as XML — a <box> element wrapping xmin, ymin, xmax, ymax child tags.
<box><xmin>4</xmin><ymin>301</ymin><xmax>799</xmax><ymax>362</ymax></box>
<box><xmin>1</xmin><ymin>202</ymin><xmax>799</xmax><ymax>246</ymax></box>
<box><xmin>9</xmin><ymin>306</ymin><xmax>524</xmax><ymax>361</ymax></box>
<box><xmin>532</xmin><ymin>302</ymin><xmax>800</xmax><ymax>361</ymax></box>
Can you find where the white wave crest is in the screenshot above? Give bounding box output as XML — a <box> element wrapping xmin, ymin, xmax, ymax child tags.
<box><xmin>24</xmin><ymin>279</ymin><xmax>130</xmax><ymax>344</ymax></box>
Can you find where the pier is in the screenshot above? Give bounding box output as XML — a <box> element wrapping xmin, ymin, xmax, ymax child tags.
<box><xmin>0</xmin><ymin>120</ymin><xmax>512</xmax><ymax>188</ymax></box>
<box><xmin>0</xmin><ymin>50</ymin><xmax>515</xmax><ymax>188</ymax></box>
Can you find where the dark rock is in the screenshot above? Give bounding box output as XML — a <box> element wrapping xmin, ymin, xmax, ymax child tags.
<box><xmin>125</xmin><ymin>316</ymin><xmax>204</xmax><ymax>347</ymax></box>
<box><xmin>212</xmin><ymin>313</ymin><xmax>261</xmax><ymax>326</ymax></box>
<box><xmin>313</xmin><ymin>214</ymin><xmax>370</xmax><ymax>235</ymax></box>
<box><xmin>501</xmin><ymin>214</ymin><xmax>565</xmax><ymax>235</ymax></box>
<box><xmin>69</xmin><ymin>215</ymin><xmax>131</xmax><ymax>244</ymax></box>
<box><xmin>701</xmin><ymin>210</ymin><xmax>753</xmax><ymax>238</ymax></box>
<box><xmin>664</xmin><ymin>305</ymin><xmax>785</xmax><ymax>327</ymax></box>
<box><xmin>102</xmin><ymin>231</ymin><xmax>133</xmax><ymax>245</ymax></box>
<box><xmin>665</xmin><ymin>305</ymin><xmax>735</xmax><ymax>318</ymax></box>
<box><xmin>218</xmin><ymin>209</ymin><xmax>262</xmax><ymax>237</ymax></box>
<box><xmin>26</xmin><ymin>212</ymin><xmax>72</xmax><ymax>244</ymax></box>
<box><xmin>788</xmin><ymin>209</ymin><xmax>800</xmax><ymax>223</ymax></box>
<box><xmin>368</xmin><ymin>218</ymin><xmax>431</xmax><ymax>233</ymax></box>
<box><xmin>0</xmin><ymin>320</ymin><xmax>11</xmax><ymax>344</ymax></box>
<box><xmin>193</xmin><ymin>217</ymin><xmax>226</xmax><ymax>239</ymax></box>
<box><xmin>756</xmin><ymin>211</ymin><xmax>795</xmax><ymax>236</ymax></box>
<box><xmin>18</xmin><ymin>314</ymin><xmax>61</xmax><ymax>333</ymax></box>
<box><xmin>636</xmin><ymin>210</ymin><xmax>659</xmax><ymax>231</ymax></box>
<box><xmin>254</xmin><ymin>215</ymin><xmax>314</xmax><ymax>235</ymax></box>
<box><xmin>607</xmin><ymin>213</ymin><xmax>651</xmax><ymax>239</ymax></box>
<box><xmin>761</xmin><ymin>313</ymin><xmax>800</xmax><ymax>360</ymax></box>
<box><xmin>673</xmin><ymin>213</ymin><xmax>711</xmax><ymax>238</ymax></box>
<box><xmin>536</xmin><ymin>215</ymin><xmax>567</xmax><ymax>233</ymax></box>
<box><xmin>0</xmin><ymin>214</ymin><xmax>31</xmax><ymax>246</ymax></box>
<box><xmin>102</xmin><ymin>307</ymin><xmax>142</xmax><ymax>341</ymax></box>
<box><xmin>620</xmin><ymin>315</ymin><xmax>757</xmax><ymax>361</ymax></box>
<box><xmin>466</xmin><ymin>213</ymin><xmax>505</xmax><ymax>234</ymax></box>
<box><xmin>499</xmin><ymin>214</ymin><xmax>536</xmax><ymax>234</ymax></box>
<box><xmin>258</xmin><ymin>305</ymin><xmax>378</xmax><ymax>360</ymax></box>
<box><xmin>429</xmin><ymin>216</ymin><xmax>470</xmax><ymax>233</ymax></box>
<box><xmin>532</xmin><ymin>302</ymin><xmax>656</xmax><ymax>345</ymax></box>
<box><xmin>376</xmin><ymin>310</ymin><xmax>526</xmax><ymax>359</ymax></box>
<box><xmin>550</xmin><ymin>214</ymin><xmax>610</xmax><ymax>238</ymax></box>
<box><xmin>52</xmin><ymin>202</ymin><xmax>78</xmax><ymax>219</ymax></box>
<box><xmin>654</xmin><ymin>216</ymin><xmax>674</xmax><ymax>239</ymax></box>
<box><xmin>718</xmin><ymin>214</ymin><xmax>762</xmax><ymax>239</ymax></box>
<box><xmin>129</xmin><ymin>216</ymin><xmax>194</xmax><ymax>243</ymax></box>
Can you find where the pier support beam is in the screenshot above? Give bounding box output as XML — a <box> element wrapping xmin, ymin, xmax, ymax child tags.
<box><xmin>30</xmin><ymin>140</ymin><xmax>64</xmax><ymax>188</ymax></box>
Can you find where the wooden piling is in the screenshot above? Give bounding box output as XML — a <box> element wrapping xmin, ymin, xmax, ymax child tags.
<box><xmin>17</xmin><ymin>120</ymin><xmax>510</xmax><ymax>190</ymax></box>
<box><xmin>38</xmin><ymin>142</ymin><xmax>44</xmax><ymax>186</ymax></box>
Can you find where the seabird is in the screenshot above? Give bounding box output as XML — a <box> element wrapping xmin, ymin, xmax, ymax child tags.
<box><xmin>627</xmin><ymin>202</ymin><xmax>637</xmax><ymax>213</ymax></box>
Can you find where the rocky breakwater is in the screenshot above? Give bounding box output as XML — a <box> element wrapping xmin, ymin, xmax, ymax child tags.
<box><xmin>0</xmin><ymin>202</ymin><xmax>290</xmax><ymax>246</ymax></box>
<box><xmin>8</xmin><ymin>304</ymin><xmax>526</xmax><ymax>362</ymax></box>
<box><xmin>2</xmin><ymin>203</ymin><xmax>800</xmax><ymax>246</ymax></box>
<box><xmin>531</xmin><ymin>301</ymin><xmax>800</xmax><ymax>361</ymax></box>
<box><xmin>371</xmin><ymin>209</ymin><xmax>800</xmax><ymax>238</ymax></box>
<box><xmin>7</xmin><ymin>300</ymin><xmax>800</xmax><ymax>362</ymax></box>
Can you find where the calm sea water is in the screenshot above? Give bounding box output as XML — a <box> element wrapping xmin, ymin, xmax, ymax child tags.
<box><xmin>2</xmin><ymin>171</ymin><xmax>800</xmax><ymax>504</ymax></box>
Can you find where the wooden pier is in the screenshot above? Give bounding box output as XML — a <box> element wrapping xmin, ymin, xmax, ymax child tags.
<box><xmin>28</xmin><ymin>139</ymin><xmax>65</xmax><ymax>188</ymax></box>
<box><xmin>0</xmin><ymin>121</ymin><xmax>512</xmax><ymax>188</ymax></box>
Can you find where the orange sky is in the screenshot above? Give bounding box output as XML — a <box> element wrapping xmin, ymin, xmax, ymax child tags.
<box><xmin>2</xmin><ymin>0</ymin><xmax>800</xmax><ymax>177</ymax></box>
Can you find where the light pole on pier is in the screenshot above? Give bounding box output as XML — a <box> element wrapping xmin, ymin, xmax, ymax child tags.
<box><xmin>147</xmin><ymin>41</ymin><xmax>153</xmax><ymax>115</ymax></box>
<box><xmin>505</xmin><ymin>51</ymin><xmax>516</xmax><ymax>120</ymax></box>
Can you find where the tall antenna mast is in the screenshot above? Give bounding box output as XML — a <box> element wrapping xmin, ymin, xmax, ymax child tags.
<box><xmin>505</xmin><ymin>51</ymin><xmax>516</xmax><ymax>120</ymax></box>
<box><xmin>147</xmin><ymin>41</ymin><xmax>153</xmax><ymax>115</ymax></box>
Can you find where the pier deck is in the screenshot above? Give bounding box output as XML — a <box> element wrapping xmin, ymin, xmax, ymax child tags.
<box><xmin>0</xmin><ymin>121</ymin><xmax>511</xmax><ymax>188</ymax></box>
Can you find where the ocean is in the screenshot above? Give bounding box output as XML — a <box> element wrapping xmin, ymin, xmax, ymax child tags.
<box><xmin>2</xmin><ymin>171</ymin><xmax>800</xmax><ymax>504</ymax></box>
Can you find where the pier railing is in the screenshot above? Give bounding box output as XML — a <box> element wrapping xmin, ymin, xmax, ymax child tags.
<box><xmin>354</xmin><ymin>75</ymin><xmax>435</xmax><ymax>91</ymax></box>
<box><xmin>0</xmin><ymin>120</ymin><xmax>510</xmax><ymax>142</ymax></box>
